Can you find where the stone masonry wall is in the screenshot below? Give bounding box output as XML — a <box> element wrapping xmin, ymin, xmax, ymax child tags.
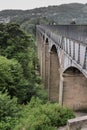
<box><xmin>63</xmin><ymin>73</ymin><xmax>87</xmax><ymax>110</ymax></box>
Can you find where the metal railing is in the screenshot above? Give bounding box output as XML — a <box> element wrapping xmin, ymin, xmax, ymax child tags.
<box><xmin>37</xmin><ymin>25</ymin><xmax>87</xmax><ymax>45</ymax></box>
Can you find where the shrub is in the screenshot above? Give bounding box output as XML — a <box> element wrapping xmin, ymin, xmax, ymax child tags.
<box><xmin>0</xmin><ymin>23</ymin><xmax>48</xmax><ymax>104</ymax></box>
<box><xmin>14</xmin><ymin>97</ymin><xmax>75</xmax><ymax>130</ymax></box>
<box><xmin>0</xmin><ymin>92</ymin><xmax>21</xmax><ymax>130</ymax></box>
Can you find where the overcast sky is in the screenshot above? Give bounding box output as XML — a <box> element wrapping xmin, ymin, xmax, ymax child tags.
<box><xmin>0</xmin><ymin>0</ymin><xmax>86</xmax><ymax>11</ymax></box>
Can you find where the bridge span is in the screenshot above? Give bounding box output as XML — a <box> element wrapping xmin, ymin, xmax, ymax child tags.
<box><xmin>36</xmin><ymin>25</ymin><xmax>87</xmax><ymax>110</ymax></box>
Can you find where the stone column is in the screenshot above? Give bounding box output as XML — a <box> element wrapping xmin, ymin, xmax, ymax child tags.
<box><xmin>42</xmin><ymin>41</ymin><xmax>45</xmax><ymax>83</ymax></box>
<box><xmin>59</xmin><ymin>72</ymin><xmax>64</xmax><ymax>105</ymax></box>
<box><xmin>36</xmin><ymin>33</ymin><xmax>43</xmax><ymax>77</ymax></box>
<box><xmin>45</xmin><ymin>43</ymin><xmax>49</xmax><ymax>90</ymax></box>
<box><xmin>40</xmin><ymin>37</ymin><xmax>43</xmax><ymax>77</ymax></box>
<box><xmin>48</xmin><ymin>50</ymin><xmax>51</xmax><ymax>100</ymax></box>
<box><xmin>48</xmin><ymin>50</ymin><xmax>60</xmax><ymax>102</ymax></box>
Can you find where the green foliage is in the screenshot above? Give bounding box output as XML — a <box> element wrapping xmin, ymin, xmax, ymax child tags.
<box><xmin>0</xmin><ymin>92</ymin><xmax>21</xmax><ymax>130</ymax></box>
<box><xmin>0</xmin><ymin>23</ymin><xmax>48</xmax><ymax>129</ymax></box>
<box><xmin>0</xmin><ymin>3</ymin><xmax>87</xmax><ymax>35</ymax></box>
<box><xmin>0</xmin><ymin>55</ymin><xmax>47</xmax><ymax>104</ymax></box>
<box><xmin>14</xmin><ymin>97</ymin><xmax>75</xmax><ymax>130</ymax></box>
<box><xmin>0</xmin><ymin>23</ymin><xmax>47</xmax><ymax>104</ymax></box>
<box><xmin>0</xmin><ymin>23</ymin><xmax>75</xmax><ymax>130</ymax></box>
<box><xmin>0</xmin><ymin>56</ymin><xmax>27</xmax><ymax>103</ymax></box>
<box><xmin>21</xmin><ymin>17</ymin><xmax>55</xmax><ymax>37</ymax></box>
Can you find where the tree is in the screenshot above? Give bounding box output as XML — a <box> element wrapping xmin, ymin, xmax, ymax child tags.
<box><xmin>0</xmin><ymin>92</ymin><xmax>21</xmax><ymax>130</ymax></box>
<box><xmin>0</xmin><ymin>23</ymin><xmax>47</xmax><ymax>104</ymax></box>
<box><xmin>0</xmin><ymin>56</ymin><xmax>28</xmax><ymax>102</ymax></box>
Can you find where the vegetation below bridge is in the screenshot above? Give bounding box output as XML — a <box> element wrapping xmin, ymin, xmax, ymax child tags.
<box><xmin>0</xmin><ymin>23</ymin><xmax>75</xmax><ymax>130</ymax></box>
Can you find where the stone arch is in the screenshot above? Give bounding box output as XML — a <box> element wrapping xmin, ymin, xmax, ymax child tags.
<box><xmin>46</xmin><ymin>37</ymin><xmax>48</xmax><ymax>43</ymax></box>
<box><xmin>49</xmin><ymin>44</ymin><xmax>60</xmax><ymax>102</ymax></box>
<box><xmin>62</xmin><ymin>66</ymin><xmax>87</xmax><ymax>110</ymax></box>
<box><xmin>51</xmin><ymin>44</ymin><xmax>57</xmax><ymax>52</ymax></box>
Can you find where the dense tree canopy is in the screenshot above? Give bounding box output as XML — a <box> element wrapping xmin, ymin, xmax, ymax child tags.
<box><xmin>0</xmin><ymin>23</ymin><xmax>75</xmax><ymax>130</ymax></box>
<box><xmin>0</xmin><ymin>23</ymin><xmax>47</xmax><ymax>103</ymax></box>
<box><xmin>0</xmin><ymin>92</ymin><xmax>21</xmax><ymax>130</ymax></box>
<box><xmin>0</xmin><ymin>23</ymin><xmax>48</xmax><ymax>130</ymax></box>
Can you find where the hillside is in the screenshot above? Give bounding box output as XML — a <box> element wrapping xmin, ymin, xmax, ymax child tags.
<box><xmin>0</xmin><ymin>3</ymin><xmax>87</xmax><ymax>24</ymax></box>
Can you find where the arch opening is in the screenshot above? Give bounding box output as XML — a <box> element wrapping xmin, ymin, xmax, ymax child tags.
<box><xmin>46</xmin><ymin>38</ymin><xmax>48</xmax><ymax>43</ymax></box>
<box><xmin>64</xmin><ymin>67</ymin><xmax>81</xmax><ymax>75</ymax></box>
<box><xmin>63</xmin><ymin>66</ymin><xmax>87</xmax><ymax>110</ymax></box>
<box><xmin>51</xmin><ymin>45</ymin><xmax>57</xmax><ymax>53</ymax></box>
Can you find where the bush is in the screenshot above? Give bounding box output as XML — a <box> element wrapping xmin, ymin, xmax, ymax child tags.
<box><xmin>14</xmin><ymin>97</ymin><xmax>75</xmax><ymax>130</ymax></box>
<box><xmin>0</xmin><ymin>92</ymin><xmax>21</xmax><ymax>130</ymax></box>
<box><xmin>0</xmin><ymin>23</ymin><xmax>48</xmax><ymax>104</ymax></box>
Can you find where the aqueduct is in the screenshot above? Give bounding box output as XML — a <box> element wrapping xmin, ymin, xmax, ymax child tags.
<box><xmin>36</xmin><ymin>25</ymin><xmax>87</xmax><ymax>110</ymax></box>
